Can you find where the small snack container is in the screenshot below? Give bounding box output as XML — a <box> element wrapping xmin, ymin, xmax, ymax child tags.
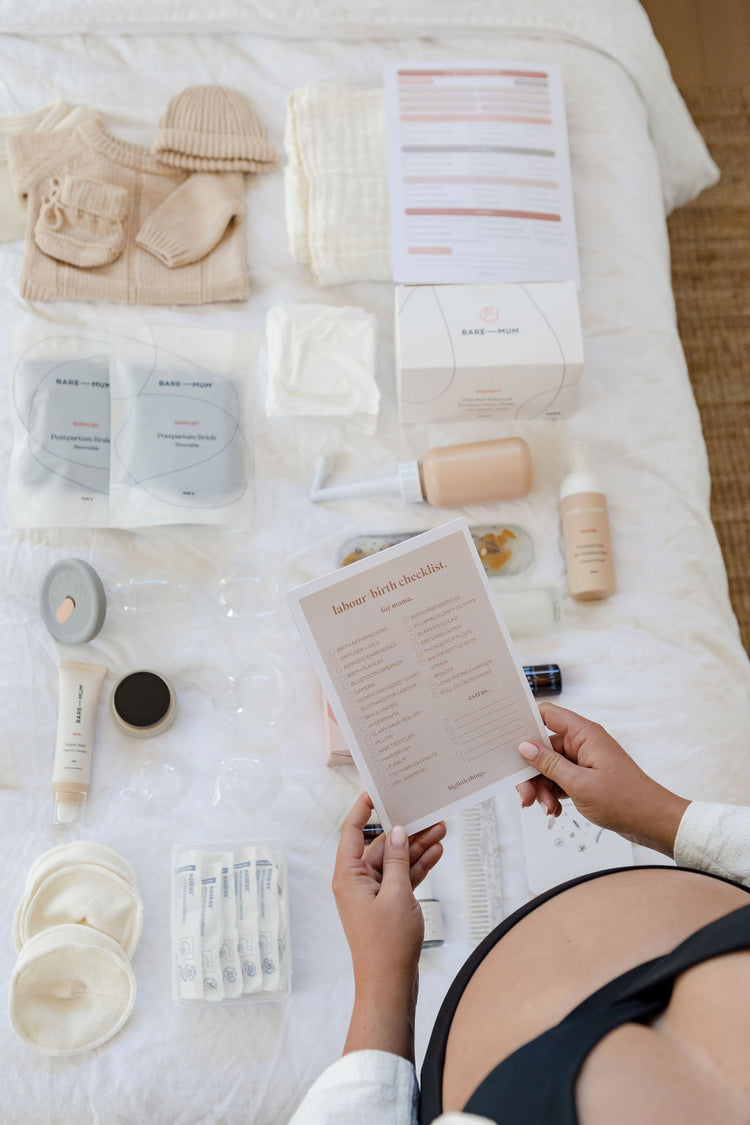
<box><xmin>171</xmin><ymin>840</ymin><xmax>291</xmax><ymax>1004</ymax></box>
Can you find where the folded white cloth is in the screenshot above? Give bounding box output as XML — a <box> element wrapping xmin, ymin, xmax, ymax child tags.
<box><xmin>9</xmin><ymin>924</ymin><xmax>136</xmax><ymax>1056</ymax></box>
<box><xmin>284</xmin><ymin>84</ymin><xmax>392</xmax><ymax>285</ymax></box>
<box><xmin>15</xmin><ymin>860</ymin><xmax>143</xmax><ymax>958</ymax></box>
<box><xmin>265</xmin><ymin>302</ymin><xmax>380</xmax><ymax>432</ymax></box>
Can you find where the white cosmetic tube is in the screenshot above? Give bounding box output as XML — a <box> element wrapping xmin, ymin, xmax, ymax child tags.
<box><xmin>52</xmin><ymin>662</ymin><xmax>107</xmax><ymax>826</ymax></box>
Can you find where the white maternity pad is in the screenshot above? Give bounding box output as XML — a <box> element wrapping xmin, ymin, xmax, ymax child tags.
<box><xmin>18</xmin><ymin>864</ymin><xmax>143</xmax><ymax>957</ymax></box>
<box><xmin>9</xmin><ymin>924</ymin><xmax>136</xmax><ymax>1055</ymax></box>
<box><xmin>265</xmin><ymin>302</ymin><xmax>380</xmax><ymax>431</ymax></box>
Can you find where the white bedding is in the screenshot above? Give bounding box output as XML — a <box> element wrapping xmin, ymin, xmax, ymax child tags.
<box><xmin>1</xmin><ymin>3</ymin><xmax>748</xmax><ymax>1123</ymax></box>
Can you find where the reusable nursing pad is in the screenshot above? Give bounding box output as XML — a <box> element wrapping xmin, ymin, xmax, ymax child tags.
<box><xmin>9</xmin><ymin>924</ymin><xmax>136</xmax><ymax>1055</ymax></box>
<box><xmin>22</xmin><ymin>841</ymin><xmax>138</xmax><ymax>897</ymax></box>
<box><xmin>16</xmin><ymin>863</ymin><xmax>143</xmax><ymax>958</ymax></box>
<box><xmin>13</xmin><ymin>842</ymin><xmax>139</xmax><ymax>951</ymax></box>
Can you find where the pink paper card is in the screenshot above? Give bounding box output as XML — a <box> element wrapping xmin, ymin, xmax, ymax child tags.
<box><xmin>287</xmin><ymin>519</ymin><xmax>548</xmax><ymax>834</ymax></box>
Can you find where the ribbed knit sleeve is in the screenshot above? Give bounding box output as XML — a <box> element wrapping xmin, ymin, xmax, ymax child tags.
<box><xmin>674</xmin><ymin>801</ymin><xmax>750</xmax><ymax>887</ymax></box>
<box><xmin>135</xmin><ymin>171</ymin><xmax>244</xmax><ymax>268</ymax></box>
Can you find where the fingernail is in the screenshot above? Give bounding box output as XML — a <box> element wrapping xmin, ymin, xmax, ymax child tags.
<box><xmin>519</xmin><ymin>741</ymin><xmax>539</xmax><ymax>762</ymax></box>
<box><xmin>390</xmin><ymin>825</ymin><xmax>407</xmax><ymax>847</ymax></box>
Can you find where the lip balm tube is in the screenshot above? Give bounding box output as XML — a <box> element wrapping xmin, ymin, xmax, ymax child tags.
<box><xmin>52</xmin><ymin>662</ymin><xmax>107</xmax><ymax>826</ymax></box>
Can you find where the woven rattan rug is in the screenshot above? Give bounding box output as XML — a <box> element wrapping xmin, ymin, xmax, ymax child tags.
<box><xmin>668</xmin><ymin>87</ymin><xmax>750</xmax><ymax>651</ymax></box>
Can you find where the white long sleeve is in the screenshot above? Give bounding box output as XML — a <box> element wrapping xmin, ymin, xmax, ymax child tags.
<box><xmin>288</xmin><ymin>1050</ymin><xmax>418</xmax><ymax>1125</ymax></box>
<box><xmin>674</xmin><ymin>801</ymin><xmax>750</xmax><ymax>886</ymax></box>
<box><xmin>288</xmin><ymin>1049</ymin><xmax>492</xmax><ymax>1125</ymax></box>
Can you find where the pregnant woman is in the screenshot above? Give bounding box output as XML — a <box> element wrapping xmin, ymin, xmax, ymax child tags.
<box><xmin>290</xmin><ymin>702</ymin><xmax>750</xmax><ymax>1124</ymax></box>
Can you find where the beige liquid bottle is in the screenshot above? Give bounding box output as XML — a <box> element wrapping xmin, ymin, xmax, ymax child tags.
<box><xmin>420</xmin><ymin>437</ymin><xmax>532</xmax><ymax>506</ymax></box>
<box><xmin>560</xmin><ymin>444</ymin><xmax>616</xmax><ymax>600</ymax></box>
<box><xmin>309</xmin><ymin>437</ymin><xmax>533</xmax><ymax>507</ymax></box>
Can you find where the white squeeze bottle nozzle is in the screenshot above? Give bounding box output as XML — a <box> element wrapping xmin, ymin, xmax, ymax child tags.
<box><xmin>309</xmin><ymin>438</ymin><xmax>533</xmax><ymax>507</ymax></box>
<box><xmin>310</xmin><ymin>456</ymin><xmax>424</xmax><ymax>503</ymax></box>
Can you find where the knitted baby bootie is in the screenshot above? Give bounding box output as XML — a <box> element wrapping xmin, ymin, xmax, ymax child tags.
<box><xmin>34</xmin><ymin>174</ymin><xmax>129</xmax><ymax>268</ymax></box>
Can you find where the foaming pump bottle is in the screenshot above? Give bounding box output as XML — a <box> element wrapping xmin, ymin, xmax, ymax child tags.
<box><xmin>560</xmin><ymin>443</ymin><xmax>616</xmax><ymax>600</ymax></box>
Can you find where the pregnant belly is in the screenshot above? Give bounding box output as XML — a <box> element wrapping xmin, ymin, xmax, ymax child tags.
<box><xmin>442</xmin><ymin>867</ymin><xmax>750</xmax><ymax>1119</ymax></box>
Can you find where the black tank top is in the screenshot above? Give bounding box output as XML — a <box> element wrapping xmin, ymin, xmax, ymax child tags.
<box><xmin>419</xmin><ymin>866</ymin><xmax>750</xmax><ymax>1124</ymax></box>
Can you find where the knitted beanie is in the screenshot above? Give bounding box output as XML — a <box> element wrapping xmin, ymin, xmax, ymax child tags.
<box><xmin>152</xmin><ymin>85</ymin><xmax>280</xmax><ymax>173</ymax></box>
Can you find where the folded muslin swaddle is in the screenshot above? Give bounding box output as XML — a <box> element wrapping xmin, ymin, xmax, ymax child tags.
<box><xmin>284</xmin><ymin>84</ymin><xmax>391</xmax><ymax>285</ymax></box>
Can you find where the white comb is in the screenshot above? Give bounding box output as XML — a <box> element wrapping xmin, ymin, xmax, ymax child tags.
<box><xmin>461</xmin><ymin>798</ymin><xmax>504</xmax><ymax>945</ymax></box>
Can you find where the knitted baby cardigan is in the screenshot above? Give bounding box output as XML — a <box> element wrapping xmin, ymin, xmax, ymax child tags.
<box><xmin>7</xmin><ymin>119</ymin><xmax>249</xmax><ymax>305</ymax></box>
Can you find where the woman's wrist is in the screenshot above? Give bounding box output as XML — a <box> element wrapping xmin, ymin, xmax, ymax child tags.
<box><xmin>624</xmin><ymin>784</ymin><xmax>690</xmax><ymax>857</ymax></box>
<box><xmin>344</xmin><ymin>976</ymin><xmax>418</xmax><ymax>1061</ymax></box>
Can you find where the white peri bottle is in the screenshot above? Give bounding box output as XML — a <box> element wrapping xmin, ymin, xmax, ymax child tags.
<box><xmin>560</xmin><ymin>444</ymin><xmax>616</xmax><ymax>600</ymax></box>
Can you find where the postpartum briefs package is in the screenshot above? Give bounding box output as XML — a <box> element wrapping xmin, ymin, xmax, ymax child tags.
<box><xmin>9</xmin><ymin>324</ymin><xmax>111</xmax><ymax>528</ymax></box>
<box><xmin>109</xmin><ymin>325</ymin><xmax>256</xmax><ymax>529</ymax></box>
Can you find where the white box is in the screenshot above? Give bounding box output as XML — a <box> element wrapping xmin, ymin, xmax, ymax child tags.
<box><xmin>395</xmin><ymin>281</ymin><xmax>584</xmax><ymax>423</ymax></box>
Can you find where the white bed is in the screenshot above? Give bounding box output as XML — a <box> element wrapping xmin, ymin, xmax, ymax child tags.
<box><xmin>1</xmin><ymin>2</ymin><xmax>749</xmax><ymax>1122</ymax></box>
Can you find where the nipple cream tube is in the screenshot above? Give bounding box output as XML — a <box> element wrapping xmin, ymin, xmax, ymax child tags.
<box><xmin>52</xmin><ymin>662</ymin><xmax>107</xmax><ymax>826</ymax></box>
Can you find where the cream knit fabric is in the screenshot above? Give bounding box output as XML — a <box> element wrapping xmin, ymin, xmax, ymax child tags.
<box><xmin>8</xmin><ymin>118</ymin><xmax>249</xmax><ymax>304</ymax></box>
<box><xmin>0</xmin><ymin>100</ymin><xmax>101</xmax><ymax>242</ymax></box>
<box><xmin>136</xmin><ymin>171</ymin><xmax>244</xmax><ymax>268</ymax></box>
<box><xmin>34</xmin><ymin>173</ymin><xmax>130</xmax><ymax>268</ymax></box>
<box><xmin>153</xmin><ymin>85</ymin><xmax>279</xmax><ymax>172</ymax></box>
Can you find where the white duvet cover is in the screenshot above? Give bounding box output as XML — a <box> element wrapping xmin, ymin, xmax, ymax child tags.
<box><xmin>1</xmin><ymin>3</ymin><xmax>747</xmax><ymax>1123</ymax></box>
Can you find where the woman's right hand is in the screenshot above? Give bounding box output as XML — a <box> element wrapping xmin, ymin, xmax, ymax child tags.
<box><xmin>516</xmin><ymin>702</ymin><xmax>690</xmax><ymax>857</ymax></box>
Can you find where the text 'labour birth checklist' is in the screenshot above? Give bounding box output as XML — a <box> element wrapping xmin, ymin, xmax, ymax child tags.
<box><xmin>287</xmin><ymin>519</ymin><xmax>549</xmax><ymax>833</ymax></box>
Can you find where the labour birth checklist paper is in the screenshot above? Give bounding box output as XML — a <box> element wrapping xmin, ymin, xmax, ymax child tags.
<box><xmin>288</xmin><ymin>520</ymin><xmax>548</xmax><ymax>834</ymax></box>
<box><xmin>384</xmin><ymin>60</ymin><xmax>580</xmax><ymax>288</ymax></box>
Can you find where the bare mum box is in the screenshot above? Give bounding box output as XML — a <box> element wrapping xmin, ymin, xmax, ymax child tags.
<box><xmin>394</xmin><ymin>281</ymin><xmax>584</xmax><ymax>423</ymax></box>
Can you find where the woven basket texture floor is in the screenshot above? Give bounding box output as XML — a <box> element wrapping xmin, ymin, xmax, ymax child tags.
<box><xmin>668</xmin><ymin>87</ymin><xmax>750</xmax><ymax>651</ymax></box>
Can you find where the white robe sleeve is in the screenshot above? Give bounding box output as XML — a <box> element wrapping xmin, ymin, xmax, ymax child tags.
<box><xmin>674</xmin><ymin>802</ymin><xmax>750</xmax><ymax>887</ymax></box>
<box><xmin>288</xmin><ymin>1050</ymin><xmax>419</xmax><ymax>1125</ymax></box>
<box><xmin>288</xmin><ymin>1048</ymin><xmax>496</xmax><ymax>1125</ymax></box>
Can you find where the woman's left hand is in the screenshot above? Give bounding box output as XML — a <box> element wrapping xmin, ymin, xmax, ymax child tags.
<box><xmin>333</xmin><ymin>792</ymin><xmax>446</xmax><ymax>1059</ymax></box>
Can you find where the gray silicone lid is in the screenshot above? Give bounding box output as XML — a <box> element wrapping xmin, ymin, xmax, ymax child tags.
<box><xmin>41</xmin><ymin>559</ymin><xmax>107</xmax><ymax>644</ymax></box>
